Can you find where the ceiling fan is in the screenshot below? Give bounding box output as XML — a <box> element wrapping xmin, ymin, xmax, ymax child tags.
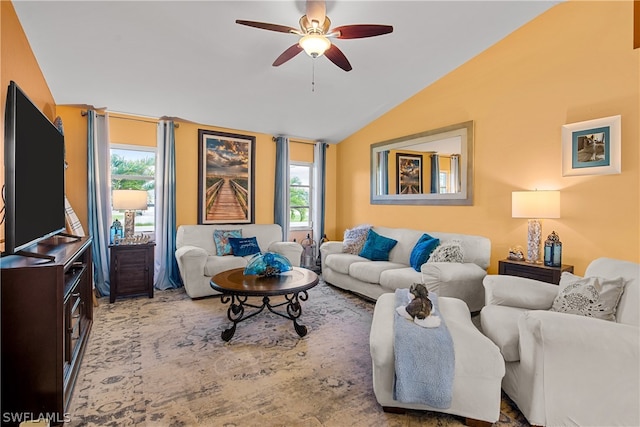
<box><xmin>236</xmin><ymin>0</ymin><xmax>393</xmax><ymax>72</ymax></box>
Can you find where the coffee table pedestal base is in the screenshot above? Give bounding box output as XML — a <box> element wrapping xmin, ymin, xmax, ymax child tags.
<box><xmin>220</xmin><ymin>291</ymin><xmax>309</xmax><ymax>341</ymax></box>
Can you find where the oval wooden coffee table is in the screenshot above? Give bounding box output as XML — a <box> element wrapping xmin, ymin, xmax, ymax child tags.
<box><xmin>211</xmin><ymin>267</ymin><xmax>319</xmax><ymax>341</ymax></box>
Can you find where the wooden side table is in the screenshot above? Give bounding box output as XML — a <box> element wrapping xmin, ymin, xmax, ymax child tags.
<box><xmin>498</xmin><ymin>259</ymin><xmax>574</xmax><ymax>285</ymax></box>
<box><xmin>109</xmin><ymin>242</ymin><xmax>155</xmax><ymax>303</ymax></box>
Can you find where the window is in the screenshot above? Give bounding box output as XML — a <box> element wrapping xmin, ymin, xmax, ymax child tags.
<box><xmin>290</xmin><ymin>163</ymin><xmax>313</xmax><ymax>229</ymax></box>
<box><xmin>439</xmin><ymin>171</ymin><xmax>449</xmax><ymax>194</ymax></box>
<box><xmin>110</xmin><ymin>144</ymin><xmax>156</xmax><ymax>233</ymax></box>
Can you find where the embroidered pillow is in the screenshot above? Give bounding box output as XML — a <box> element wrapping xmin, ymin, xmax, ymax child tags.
<box><xmin>359</xmin><ymin>230</ymin><xmax>398</xmax><ymax>261</ymax></box>
<box><xmin>550</xmin><ymin>272</ymin><xmax>625</xmax><ymax>321</ymax></box>
<box><xmin>228</xmin><ymin>236</ymin><xmax>261</xmax><ymax>257</ymax></box>
<box><xmin>409</xmin><ymin>234</ymin><xmax>440</xmax><ymax>272</ymax></box>
<box><xmin>427</xmin><ymin>241</ymin><xmax>464</xmax><ymax>263</ymax></box>
<box><xmin>342</xmin><ymin>224</ymin><xmax>372</xmax><ymax>254</ymax></box>
<box><xmin>213</xmin><ymin>229</ymin><xmax>242</xmax><ymax>255</ymax></box>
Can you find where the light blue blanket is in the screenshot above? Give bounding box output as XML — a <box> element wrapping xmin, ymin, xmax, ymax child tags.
<box><xmin>393</xmin><ymin>288</ymin><xmax>455</xmax><ymax>409</ymax></box>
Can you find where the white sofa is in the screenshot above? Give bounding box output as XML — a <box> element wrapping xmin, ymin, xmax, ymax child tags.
<box><xmin>481</xmin><ymin>258</ymin><xmax>639</xmax><ymax>426</ymax></box>
<box><xmin>320</xmin><ymin>226</ymin><xmax>491</xmax><ymax>312</ymax></box>
<box><xmin>175</xmin><ymin>224</ymin><xmax>303</xmax><ymax>298</ymax></box>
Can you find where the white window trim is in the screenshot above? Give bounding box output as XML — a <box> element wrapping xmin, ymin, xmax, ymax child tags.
<box><xmin>290</xmin><ymin>161</ymin><xmax>313</xmax><ymax>231</ymax></box>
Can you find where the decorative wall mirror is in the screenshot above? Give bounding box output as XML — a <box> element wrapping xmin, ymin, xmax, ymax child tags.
<box><xmin>370</xmin><ymin>121</ymin><xmax>474</xmax><ymax>205</ymax></box>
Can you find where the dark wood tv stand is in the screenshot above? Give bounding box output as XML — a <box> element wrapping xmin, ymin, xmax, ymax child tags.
<box><xmin>1</xmin><ymin>236</ymin><xmax>93</xmax><ymax>426</ymax></box>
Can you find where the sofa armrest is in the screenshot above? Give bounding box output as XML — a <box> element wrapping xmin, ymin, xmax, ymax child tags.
<box><xmin>421</xmin><ymin>262</ymin><xmax>486</xmax><ymax>289</ymax></box>
<box><xmin>268</xmin><ymin>241</ymin><xmax>303</xmax><ymax>267</ymax></box>
<box><xmin>320</xmin><ymin>241</ymin><xmax>344</xmax><ymax>266</ymax></box>
<box><xmin>483</xmin><ymin>274</ymin><xmax>558</xmax><ymax>309</ymax></box>
<box><xmin>320</xmin><ymin>241</ymin><xmax>343</xmax><ymax>256</ymax></box>
<box><xmin>421</xmin><ymin>262</ymin><xmax>487</xmax><ymax>312</ymax></box>
<box><xmin>175</xmin><ymin>245</ymin><xmax>209</xmax><ymax>282</ymax></box>
<box><xmin>518</xmin><ymin>310</ymin><xmax>639</xmax><ymax>426</ymax></box>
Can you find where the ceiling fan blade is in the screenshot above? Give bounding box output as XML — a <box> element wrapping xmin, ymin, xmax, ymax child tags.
<box><xmin>332</xmin><ymin>24</ymin><xmax>394</xmax><ymax>39</ymax></box>
<box><xmin>236</xmin><ymin>20</ymin><xmax>300</xmax><ymax>34</ymax></box>
<box><xmin>324</xmin><ymin>45</ymin><xmax>352</xmax><ymax>72</ymax></box>
<box><xmin>306</xmin><ymin>0</ymin><xmax>326</xmax><ymax>27</ymax></box>
<box><xmin>273</xmin><ymin>44</ymin><xmax>304</xmax><ymax>67</ymax></box>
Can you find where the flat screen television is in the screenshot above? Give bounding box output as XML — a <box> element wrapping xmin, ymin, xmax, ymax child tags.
<box><xmin>3</xmin><ymin>80</ymin><xmax>66</xmax><ymax>256</ymax></box>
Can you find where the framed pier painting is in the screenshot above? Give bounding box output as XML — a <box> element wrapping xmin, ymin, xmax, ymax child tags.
<box><xmin>198</xmin><ymin>129</ymin><xmax>255</xmax><ymax>224</ymax></box>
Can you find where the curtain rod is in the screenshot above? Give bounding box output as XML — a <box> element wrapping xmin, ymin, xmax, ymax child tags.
<box><xmin>80</xmin><ymin>110</ymin><xmax>180</xmax><ymax>127</ymax></box>
<box><xmin>271</xmin><ymin>137</ymin><xmax>326</xmax><ymax>146</ymax></box>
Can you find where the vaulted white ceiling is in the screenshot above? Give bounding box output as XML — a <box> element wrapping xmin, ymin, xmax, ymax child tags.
<box><xmin>13</xmin><ymin>1</ymin><xmax>560</xmax><ymax>143</ymax></box>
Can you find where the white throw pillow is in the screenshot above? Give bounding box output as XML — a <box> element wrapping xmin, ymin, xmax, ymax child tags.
<box><xmin>550</xmin><ymin>272</ymin><xmax>625</xmax><ymax>321</ymax></box>
<box><xmin>342</xmin><ymin>224</ymin><xmax>372</xmax><ymax>254</ymax></box>
<box><xmin>427</xmin><ymin>241</ymin><xmax>464</xmax><ymax>263</ymax></box>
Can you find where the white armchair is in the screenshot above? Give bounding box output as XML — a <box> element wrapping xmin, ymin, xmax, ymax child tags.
<box><xmin>480</xmin><ymin>258</ymin><xmax>639</xmax><ymax>426</ymax></box>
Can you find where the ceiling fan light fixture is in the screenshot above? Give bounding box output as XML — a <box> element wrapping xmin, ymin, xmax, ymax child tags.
<box><xmin>299</xmin><ymin>34</ymin><xmax>331</xmax><ymax>58</ymax></box>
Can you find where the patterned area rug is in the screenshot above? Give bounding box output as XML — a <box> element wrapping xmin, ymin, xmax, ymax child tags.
<box><xmin>68</xmin><ymin>280</ymin><xmax>529</xmax><ymax>426</ymax></box>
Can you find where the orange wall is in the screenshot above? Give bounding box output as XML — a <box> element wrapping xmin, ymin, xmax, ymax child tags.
<box><xmin>1</xmin><ymin>1</ymin><xmax>57</xmax><ymax>250</ymax></box>
<box><xmin>335</xmin><ymin>0</ymin><xmax>639</xmax><ymax>275</ymax></box>
<box><xmin>56</xmin><ymin>113</ymin><xmax>282</xmax><ymax>229</ymax></box>
<box><xmin>290</xmin><ymin>140</ymin><xmax>314</xmax><ymax>163</ymax></box>
<box><xmin>174</xmin><ymin>122</ymin><xmax>276</xmax><ymax>226</ymax></box>
<box><xmin>110</xmin><ymin>114</ymin><xmax>157</xmax><ymax>147</ymax></box>
<box><xmin>56</xmin><ymin>106</ymin><xmax>88</xmax><ymax>229</ymax></box>
<box><xmin>55</xmin><ymin>110</ymin><xmax>340</xmax><ymax>241</ymax></box>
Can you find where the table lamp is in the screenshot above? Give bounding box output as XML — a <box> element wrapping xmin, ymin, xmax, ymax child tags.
<box><xmin>512</xmin><ymin>190</ymin><xmax>560</xmax><ymax>264</ymax></box>
<box><xmin>112</xmin><ymin>189</ymin><xmax>148</xmax><ymax>238</ymax></box>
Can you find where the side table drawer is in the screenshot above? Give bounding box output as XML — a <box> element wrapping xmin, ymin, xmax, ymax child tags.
<box><xmin>498</xmin><ymin>259</ymin><xmax>574</xmax><ymax>285</ymax></box>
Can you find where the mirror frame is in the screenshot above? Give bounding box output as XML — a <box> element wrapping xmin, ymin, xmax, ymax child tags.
<box><xmin>370</xmin><ymin>120</ymin><xmax>474</xmax><ymax>206</ymax></box>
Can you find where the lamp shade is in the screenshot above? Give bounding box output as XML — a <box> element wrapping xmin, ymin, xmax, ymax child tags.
<box><xmin>112</xmin><ymin>190</ymin><xmax>148</xmax><ymax>210</ymax></box>
<box><xmin>512</xmin><ymin>191</ymin><xmax>560</xmax><ymax>219</ymax></box>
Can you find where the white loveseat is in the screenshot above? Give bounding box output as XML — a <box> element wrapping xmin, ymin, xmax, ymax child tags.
<box><xmin>320</xmin><ymin>226</ymin><xmax>491</xmax><ymax>312</ymax></box>
<box><xmin>175</xmin><ymin>224</ymin><xmax>303</xmax><ymax>298</ymax></box>
<box><xmin>481</xmin><ymin>258</ymin><xmax>639</xmax><ymax>426</ymax></box>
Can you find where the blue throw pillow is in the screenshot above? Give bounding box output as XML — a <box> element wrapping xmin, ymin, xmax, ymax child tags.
<box><xmin>410</xmin><ymin>234</ymin><xmax>440</xmax><ymax>271</ymax></box>
<box><xmin>228</xmin><ymin>236</ymin><xmax>261</xmax><ymax>257</ymax></box>
<box><xmin>359</xmin><ymin>230</ymin><xmax>398</xmax><ymax>261</ymax></box>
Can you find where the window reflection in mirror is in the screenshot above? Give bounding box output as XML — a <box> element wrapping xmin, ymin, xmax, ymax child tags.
<box><xmin>371</xmin><ymin>121</ymin><xmax>473</xmax><ymax>205</ymax></box>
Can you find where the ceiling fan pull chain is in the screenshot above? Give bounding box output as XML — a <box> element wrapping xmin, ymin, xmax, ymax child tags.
<box><xmin>312</xmin><ymin>59</ymin><xmax>316</xmax><ymax>92</ymax></box>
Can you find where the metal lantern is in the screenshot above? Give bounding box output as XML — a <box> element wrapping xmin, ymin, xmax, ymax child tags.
<box><xmin>300</xmin><ymin>233</ymin><xmax>317</xmax><ymax>270</ymax></box>
<box><xmin>543</xmin><ymin>231</ymin><xmax>562</xmax><ymax>267</ymax></box>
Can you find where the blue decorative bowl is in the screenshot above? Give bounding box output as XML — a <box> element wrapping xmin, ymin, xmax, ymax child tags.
<box><xmin>244</xmin><ymin>252</ymin><xmax>292</xmax><ymax>277</ymax></box>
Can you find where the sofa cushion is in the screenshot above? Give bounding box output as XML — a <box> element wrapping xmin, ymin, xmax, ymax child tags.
<box><xmin>410</xmin><ymin>234</ymin><xmax>440</xmax><ymax>272</ymax></box>
<box><xmin>213</xmin><ymin>229</ymin><xmax>242</xmax><ymax>255</ymax></box>
<box><xmin>480</xmin><ymin>305</ymin><xmax>527</xmax><ymax>362</ymax></box>
<box><xmin>428</xmin><ymin>241</ymin><xmax>464</xmax><ymax>263</ymax></box>
<box><xmin>228</xmin><ymin>236</ymin><xmax>261</xmax><ymax>257</ymax></box>
<box><xmin>204</xmin><ymin>255</ymin><xmax>248</xmax><ymax>277</ymax></box>
<box><xmin>359</xmin><ymin>230</ymin><xmax>398</xmax><ymax>261</ymax></box>
<box><xmin>349</xmin><ymin>261</ymin><xmax>406</xmax><ymax>284</ymax></box>
<box><xmin>325</xmin><ymin>253</ymin><xmax>367</xmax><ymax>274</ymax></box>
<box><xmin>379</xmin><ymin>267</ymin><xmax>423</xmax><ymax>291</ymax></box>
<box><xmin>342</xmin><ymin>224</ymin><xmax>372</xmax><ymax>254</ymax></box>
<box><xmin>550</xmin><ymin>272</ymin><xmax>625</xmax><ymax>321</ymax></box>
